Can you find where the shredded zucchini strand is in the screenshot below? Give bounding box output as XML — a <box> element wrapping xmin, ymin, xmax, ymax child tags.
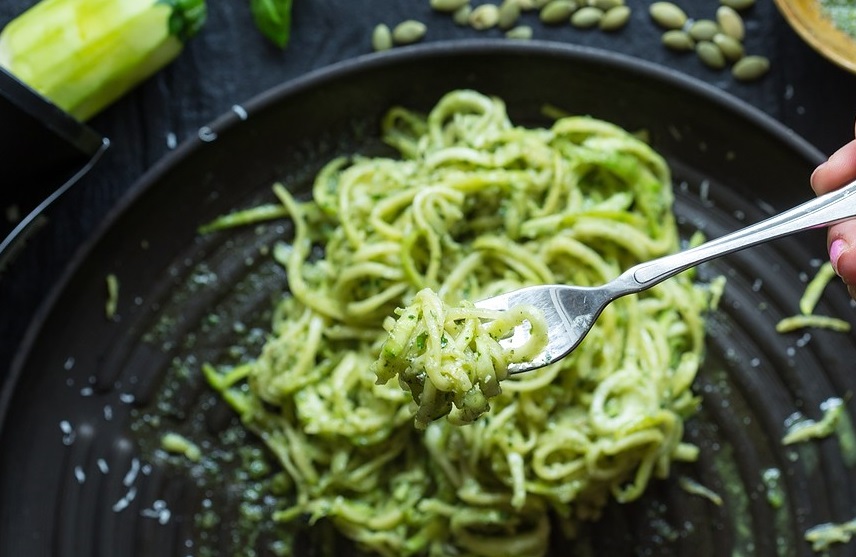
<box><xmin>205</xmin><ymin>90</ymin><xmax>717</xmax><ymax>556</ymax></box>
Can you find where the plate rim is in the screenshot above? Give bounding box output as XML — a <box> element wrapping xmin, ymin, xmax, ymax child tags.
<box><xmin>773</xmin><ymin>0</ymin><xmax>856</xmax><ymax>75</ymax></box>
<box><xmin>0</xmin><ymin>38</ymin><xmax>826</xmax><ymax>433</ymax></box>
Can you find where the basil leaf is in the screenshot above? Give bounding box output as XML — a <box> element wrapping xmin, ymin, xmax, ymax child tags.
<box><xmin>249</xmin><ymin>0</ymin><xmax>293</xmax><ymax>49</ymax></box>
<box><xmin>160</xmin><ymin>0</ymin><xmax>207</xmax><ymax>42</ymax></box>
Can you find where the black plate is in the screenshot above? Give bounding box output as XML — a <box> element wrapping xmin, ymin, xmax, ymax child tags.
<box><xmin>3</xmin><ymin>41</ymin><xmax>856</xmax><ymax>556</ymax></box>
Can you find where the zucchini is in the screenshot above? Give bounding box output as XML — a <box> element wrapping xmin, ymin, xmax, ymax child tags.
<box><xmin>0</xmin><ymin>0</ymin><xmax>207</xmax><ymax>121</ymax></box>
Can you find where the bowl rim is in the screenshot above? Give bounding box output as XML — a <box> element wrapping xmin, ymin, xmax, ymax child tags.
<box><xmin>0</xmin><ymin>38</ymin><xmax>825</xmax><ymax>430</ymax></box>
<box><xmin>148</xmin><ymin>39</ymin><xmax>826</xmax><ymax>186</ymax></box>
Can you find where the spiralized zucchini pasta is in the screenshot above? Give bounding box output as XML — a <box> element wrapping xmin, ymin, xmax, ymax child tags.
<box><xmin>373</xmin><ymin>288</ymin><xmax>548</xmax><ymax>430</ymax></box>
<box><xmin>204</xmin><ymin>89</ymin><xmax>718</xmax><ymax>556</ymax></box>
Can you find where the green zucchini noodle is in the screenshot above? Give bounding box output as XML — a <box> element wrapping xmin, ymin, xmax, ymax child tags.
<box><xmin>372</xmin><ymin>288</ymin><xmax>548</xmax><ymax>430</ymax></box>
<box><xmin>775</xmin><ymin>262</ymin><xmax>852</xmax><ymax>333</ymax></box>
<box><xmin>204</xmin><ymin>89</ymin><xmax>718</xmax><ymax>556</ymax></box>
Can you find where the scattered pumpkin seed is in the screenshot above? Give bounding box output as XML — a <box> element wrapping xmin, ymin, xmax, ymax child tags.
<box><xmin>452</xmin><ymin>4</ymin><xmax>472</xmax><ymax>25</ymax></box>
<box><xmin>371</xmin><ymin>23</ymin><xmax>393</xmax><ymax>51</ymax></box>
<box><xmin>498</xmin><ymin>0</ymin><xmax>522</xmax><ymax>29</ymax></box>
<box><xmin>518</xmin><ymin>0</ymin><xmax>550</xmax><ymax>8</ymax></box>
<box><xmin>661</xmin><ymin>29</ymin><xmax>694</xmax><ymax>51</ymax></box>
<box><xmin>712</xmin><ymin>32</ymin><xmax>744</xmax><ymax>61</ymax></box>
<box><xmin>732</xmin><ymin>55</ymin><xmax>770</xmax><ymax>81</ymax></box>
<box><xmin>540</xmin><ymin>0</ymin><xmax>578</xmax><ymax>25</ymax></box>
<box><xmin>599</xmin><ymin>4</ymin><xmax>631</xmax><ymax>31</ymax></box>
<box><xmin>689</xmin><ymin>19</ymin><xmax>719</xmax><ymax>41</ymax></box>
<box><xmin>696</xmin><ymin>40</ymin><xmax>726</xmax><ymax>69</ymax></box>
<box><xmin>591</xmin><ymin>0</ymin><xmax>623</xmax><ymax>10</ymax></box>
<box><xmin>716</xmin><ymin>5</ymin><xmax>745</xmax><ymax>40</ymax></box>
<box><xmin>571</xmin><ymin>6</ymin><xmax>604</xmax><ymax>27</ymax></box>
<box><xmin>505</xmin><ymin>24</ymin><xmax>534</xmax><ymax>39</ymax></box>
<box><xmin>417</xmin><ymin>0</ymin><xmax>766</xmax><ymax>86</ymax></box>
<box><xmin>392</xmin><ymin>20</ymin><xmax>427</xmax><ymax>44</ymax></box>
<box><xmin>430</xmin><ymin>0</ymin><xmax>470</xmax><ymax>12</ymax></box>
<box><xmin>720</xmin><ymin>0</ymin><xmax>755</xmax><ymax>10</ymax></box>
<box><xmin>469</xmin><ymin>3</ymin><xmax>500</xmax><ymax>29</ymax></box>
<box><xmin>649</xmin><ymin>2</ymin><xmax>688</xmax><ymax>29</ymax></box>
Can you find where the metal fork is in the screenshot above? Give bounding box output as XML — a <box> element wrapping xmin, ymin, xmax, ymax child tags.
<box><xmin>475</xmin><ymin>178</ymin><xmax>856</xmax><ymax>374</ymax></box>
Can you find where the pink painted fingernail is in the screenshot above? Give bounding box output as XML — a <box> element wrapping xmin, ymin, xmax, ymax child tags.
<box><xmin>830</xmin><ymin>238</ymin><xmax>846</xmax><ymax>275</ymax></box>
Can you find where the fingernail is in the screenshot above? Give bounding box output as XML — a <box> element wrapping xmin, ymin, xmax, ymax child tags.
<box><xmin>830</xmin><ymin>238</ymin><xmax>847</xmax><ymax>275</ymax></box>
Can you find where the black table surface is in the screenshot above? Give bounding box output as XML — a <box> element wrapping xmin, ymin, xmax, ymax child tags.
<box><xmin>2</xmin><ymin>0</ymin><xmax>856</xmax><ymax>378</ymax></box>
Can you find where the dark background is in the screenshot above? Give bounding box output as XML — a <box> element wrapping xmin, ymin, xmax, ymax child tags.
<box><xmin>1</xmin><ymin>0</ymin><xmax>856</xmax><ymax>391</ymax></box>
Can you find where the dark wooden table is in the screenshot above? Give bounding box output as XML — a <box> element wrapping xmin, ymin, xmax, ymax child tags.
<box><xmin>2</xmin><ymin>0</ymin><xmax>856</xmax><ymax>385</ymax></box>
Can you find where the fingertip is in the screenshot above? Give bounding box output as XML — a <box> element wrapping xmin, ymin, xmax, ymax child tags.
<box><xmin>812</xmin><ymin>139</ymin><xmax>856</xmax><ymax>195</ymax></box>
<box><xmin>830</xmin><ymin>238</ymin><xmax>846</xmax><ymax>275</ymax></box>
<box><xmin>834</xmin><ymin>240</ymin><xmax>856</xmax><ymax>286</ymax></box>
<box><xmin>810</xmin><ymin>161</ymin><xmax>828</xmax><ymax>194</ymax></box>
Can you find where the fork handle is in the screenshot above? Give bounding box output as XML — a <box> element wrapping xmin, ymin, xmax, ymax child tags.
<box><xmin>621</xmin><ymin>178</ymin><xmax>856</xmax><ymax>291</ymax></box>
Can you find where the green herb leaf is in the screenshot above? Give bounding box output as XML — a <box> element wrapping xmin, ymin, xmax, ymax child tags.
<box><xmin>160</xmin><ymin>0</ymin><xmax>208</xmax><ymax>42</ymax></box>
<box><xmin>415</xmin><ymin>332</ymin><xmax>428</xmax><ymax>351</ymax></box>
<box><xmin>250</xmin><ymin>0</ymin><xmax>294</xmax><ymax>49</ymax></box>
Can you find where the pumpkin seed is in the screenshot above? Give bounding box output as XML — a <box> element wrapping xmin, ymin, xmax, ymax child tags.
<box><xmin>571</xmin><ymin>6</ymin><xmax>603</xmax><ymax>27</ymax></box>
<box><xmin>452</xmin><ymin>4</ymin><xmax>472</xmax><ymax>25</ymax></box>
<box><xmin>371</xmin><ymin>23</ymin><xmax>393</xmax><ymax>51</ymax></box>
<box><xmin>649</xmin><ymin>2</ymin><xmax>687</xmax><ymax>29</ymax></box>
<box><xmin>599</xmin><ymin>5</ymin><xmax>631</xmax><ymax>31</ymax></box>
<box><xmin>505</xmin><ymin>24</ymin><xmax>534</xmax><ymax>39</ymax></box>
<box><xmin>430</xmin><ymin>0</ymin><xmax>470</xmax><ymax>12</ymax></box>
<box><xmin>720</xmin><ymin>0</ymin><xmax>755</xmax><ymax>10</ymax></box>
<box><xmin>540</xmin><ymin>0</ymin><xmax>578</xmax><ymax>24</ymax></box>
<box><xmin>712</xmin><ymin>32</ymin><xmax>744</xmax><ymax>61</ymax></box>
<box><xmin>689</xmin><ymin>19</ymin><xmax>719</xmax><ymax>41</ymax></box>
<box><xmin>661</xmin><ymin>29</ymin><xmax>694</xmax><ymax>51</ymax></box>
<box><xmin>392</xmin><ymin>20</ymin><xmax>427</xmax><ymax>44</ymax></box>
<box><xmin>732</xmin><ymin>55</ymin><xmax>770</xmax><ymax>81</ymax></box>
<box><xmin>591</xmin><ymin>0</ymin><xmax>623</xmax><ymax>10</ymax></box>
<box><xmin>498</xmin><ymin>0</ymin><xmax>522</xmax><ymax>29</ymax></box>
<box><xmin>716</xmin><ymin>5</ymin><xmax>744</xmax><ymax>39</ymax></box>
<box><xmin>469</xmin><ymin>3</ymin><xmax>500</xmax><ymax>29</ymax></box>
<box><xmin>696</xmin><ymin>40</ymin><xmax>726</xmax><ymax>69</ymax></box>
<box><xmin>518</xmin><ymin>0</ymin><xmax>550</xmax><ymax>8</ymax></box>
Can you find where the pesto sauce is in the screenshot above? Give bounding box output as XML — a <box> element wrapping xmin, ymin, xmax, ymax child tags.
<box><xmin>805</xmin><ymin>518</ymin><xmax>856</xmax><ymax>552</ymax></box>
<box><xmin>820</xmin><ymin>0</ymin><xmax>856</xmax><ymax>38</ymax></box>
<box><xmin>760</xmin><ymin>466</ymin><xmax>797</xmax><ymax>557</ymax></box>
<box><xmin>132</xmin><ymin>359</ymin><xmax>302</xmax><ymax>557</ymax></box>
<box><xmin>761</xmin><ymin>468</ymin><xmax>784</xmax><ymax>510</ymax></box>
<box><xmin>127</xmin><ymin>255</ymin><xmax>310</xmax><ymax>557</ymax></box>
<box><xmin>782</xmin><ymin>398</ymin><xmax>844</xmax><ymax>446</ymax></box>
<box><xmin>834</xmin><ymin>406</ymin><xmax>856</xmax><ymax>468</ymax></box>
<box><xmin>710</xmin><ymin>443</ymin><xmax>755</xmax><ymax>556</ymax></box>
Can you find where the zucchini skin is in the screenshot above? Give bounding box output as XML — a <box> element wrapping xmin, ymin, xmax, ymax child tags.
<box><xmin>0</xmin><ymin>0</ymin><xmax>207</xmax><ymax>121</ymax></box>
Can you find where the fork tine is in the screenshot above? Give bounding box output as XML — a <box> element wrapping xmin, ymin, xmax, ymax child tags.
<box><xmin>473</xmin><ymin>292</ymin><xmax>514</xmax><ymax>311</ymax></box>
<box><xmin>475</xmin><ymin>286</ymin><xmax>561</xmax><ymax>373</ymax></box>
<box><xmin>474</xmin><ymin>285</ymin><xmax>542</xmax><ymax>311</ymax></box>
<box><xmin>474</xmin><ymin>285</ymin><xmax>606</xmax><ymax>374</ymax></box>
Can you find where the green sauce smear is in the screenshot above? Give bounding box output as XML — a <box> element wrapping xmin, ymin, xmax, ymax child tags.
<box><xmin>820</xmin><ymin>0</ymin><xmax>856</xmax><ymax>38</ymax></box>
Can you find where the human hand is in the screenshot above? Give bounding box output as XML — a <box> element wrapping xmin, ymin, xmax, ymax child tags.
<box><xmin>810</xmin><ymin>129</ymin><xmax>856</xmax><ymax>299</ymax></box>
